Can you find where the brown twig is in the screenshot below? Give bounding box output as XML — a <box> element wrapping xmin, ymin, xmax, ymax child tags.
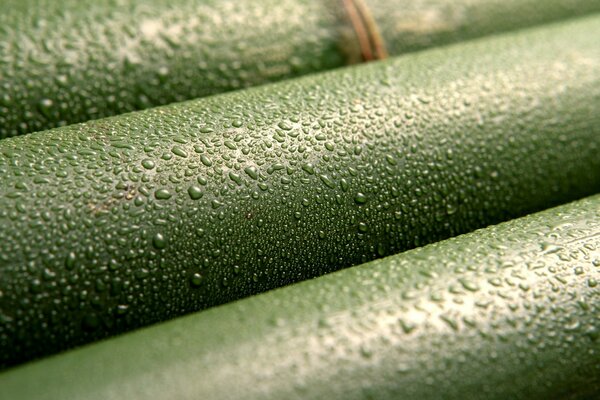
<box><xmin>342</xmin><ymin>0</ymin><xmax>388</xmax><ymax>61</ymax></box>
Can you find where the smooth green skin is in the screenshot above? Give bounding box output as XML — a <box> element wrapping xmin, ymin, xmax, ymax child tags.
<box><xmin>2</xmin><ymin>195</ymin><xmax>598</xmax><ymax>400</ymax></box>
<box><xmin>368</xmin><ymin>0</ymin><xmax>600</xmax><ymax>55</ymax></box>
<box><xmin>1</xmin><ymin>0</ymin><xmax>600</xmax><ymax>137</ymax></box>
<box><xmin>1</xmin><ymin>17</ymin><xmax>600</xmax><ymax>368</ymax></box>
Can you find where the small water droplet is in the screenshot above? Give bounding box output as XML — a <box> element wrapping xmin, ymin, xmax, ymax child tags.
<box><xmin>38</xmin><ymin>98</ymin><xmax>54</xmax><ymax>118</ymax></box>
<box><xmin>142</xmin><ymin>159</ymin><xmax>155</xmax><ymax>170</ymax></box>
<box><xmin>354</xmin><ymin>193</ymin><xmax>367</xmax><ymax>204</ymax></box>
<box><xmin>278</xmin><ymin>121</ymin><xmax>293</xmax><ymax>130</ymax></box>
<box><xmin>187</xmin><ymin>185</ymin><xmax>203</xmax><ymax>200</ymax></box>
<box><xmin>244</xmin><ymin>166</ymin><xmax>258</xmax><ymax>180</ymax></box>
<box><xmin>302</xmin><ymin>163</ymin><xmax>315</xmax><ymax>175</ymax></box>
<box><xmin>446</xmin><ymin>203</ymin><xmax>457</xmax><ymax>215</ymax></box>
<box><xmin>319</xmin><ymin>174</ymin><xmax>335</xmax><ymax>189</ymax></box>
<box><xmin>116</xmin><ymin>305</ymin><xmax>129</xmax><ymax>315</ymax></box>
<box><xmin>65</xmin><ymin>252</ymin><xmax>77</xmax><ymax>270</ymax></box>
<box><xmin>200</xmin><ymin>155</ymin><xmax>213</xmax><ymax>167</ymax></box>
<box><xmin>399</xmin><ymin>319</ymin><xmax>416</xmax><ymax>334</ymax></box>
<box><xmin>152</xmin><ymin>233</ymin><xmax>167</xmax><ymax>249</ymax></box>
<box><xmin>458</xmin><ymin>278</ymin><xmax>479</xmax><ymax>292</ymax></box>
<box><xmin>229</xmin><ymin>171</ymin><xmax>242</xmax><ymax>185</ymax></box>
<box><xmin>171</xmin><ymin>146</ymin><xmax>188</xmax><ymax>158</ymax></box>
<box><xmin>190</xmin><ymin>273</ymin><xmax>203</xmax><ymax>287</ymax></box>
<box><xmin>154</xmin><ymin>189</ymin><xmax>172</xmax><ymax>200</ymax></box>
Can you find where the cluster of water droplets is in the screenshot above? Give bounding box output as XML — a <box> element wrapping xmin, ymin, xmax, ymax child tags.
<box><xmin>0</xmin><ymin>0</ymin><xmax>347</xmax><ymax>138</ymax></box>
<box><xmin>197</xmin><ymin>196</ymin><xmax>599</xmax><ymax>399</ymax></box>
<box><xmin>0</xmin><ymin>23</ymin><xmax>599</xmax><ymax>368</ymax></box>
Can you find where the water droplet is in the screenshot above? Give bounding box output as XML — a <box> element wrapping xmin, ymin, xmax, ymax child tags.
<box><xmin>278</xmin><ymin>121</ymin><xmax>293</xmax><ymax>130</ymax></box>
<box><xmin>319</xmin><ymin>174</ymin><xmax>335</xmax><ymax>189</ymax></box>
<box><xmin>142</xmin><ymin>159</ymin><xmax>155</xmax><ymax>170</ymax></box>
<box><xmin>385</xmin><ymin>154</ymin><xmax>397</xmax><ymax>165</ymax></box>
<box><xmin>187</xmin><ymin>185</ymin><xmax>203</xmax><ymax>200</ymax></box>
<box><xmin>458</xmin><ymin>278</ymin><xmax>479</xmax><ymax>292</ymax></box>
<box><xmin>116</xmin><ymin>305</ymin><xmax>129</xmax><ymax>315</ymax></box>
<box><xmin>229</xmin><ymin>171</ymin><xmax>242</xmax><ymax>185</ymax></box>
<box><xmin>440</xmin><ymin>315</ymin><xmax>459</xmax><ymax>331</ymax></box>
<box><xmin>200</xmin><ymin>155</ymin><xmax>213</xmax><ymax>167</ymax></box>
<box><xmin>399</xmin><ymin>319</ymin><xmax>416</xmax><ymax>334</ymax></box>
<box><xmin>171</xmin><ymin>146</ymin><xmax>188</xmax><ymax>158</ymax></box>
<box><xmin>354</xmin><ymin>193</ymin><xmax>367</xmax><ymax>204</ymax></box>
<box><xmin>154</xmin><ymin>189</ymin><xmax>172</xmax><ymax>200</ymax></box>
<box><xmin>42</xmin><ymin>268</ymin><xmax>56</xmax><ymax>280</ymax></box>
<box><xmin>244</xmin><ymin>166</ymin><xmax>258</xmax><ymax>180</ymax></box>
<box><xmin>446</xmin><ymin>203</ymin><xmax>457</xmax><ymax>215</ymax></box>
<box><xmin>136</xmin><ymin>268</ymin><xmax>150</xmax><ymax>279</ymax></box>
<box><xmin>358</xmin><ymin>222</ymin><xmax>368</xmax><ymax>233</ymax></box>
<box><xmin>65</xmin><ymin>252</ymin><xmax>76</xmax><ymax>270</ymax></box>
<box><xmin>152</xmin><ymin>233</ymin><xmax>167</xmax><ymax>249</ymax></box>
<box><xmin>38</xmin><ymin>98</ymin><xmax>54</xmax><ymax>118</ymax></box>
<box><xmin>302</xmin><ymin>163</ymin><xmax>315</xmax><ymax>175</ymax></box>
<box><xmin>29</xmin><ymin>279</ymin><xmax>42</xmax><ymax>294</ymax></box>
<box><xmin>190</xmin><ymin>273</ymin><xmax>203</xmax><ymax>287</ymax></box>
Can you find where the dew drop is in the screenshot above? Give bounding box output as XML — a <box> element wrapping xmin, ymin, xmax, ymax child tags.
<box><xmin>154</xmin><ymin>189</ymin><xmax>172</xmax><ymax>200</ymax></box>
<box><xmin>358</xmin><ymin>222</ymin><xmax>369</xmax><ymax>233</ymax></box>
<box><xmin>65</xmin><ymin>252</ymin><xmax>77</xmax><ymax>270</ymax></box>
<box><xmin>244</xmin><ymin>166</ymin><xmax>258</xmax><ymax>180</ymax></box>
<box><xmin>38</xmin><ymin>98</ymin><xmax>54</xmax><ymax>118</ymax></box>
<box><xmin>152</xmin><ymin>233</ymin><xmax>167</xmax><ymax>249</ymax></box>
<box><xmin>302</xmin><ymin>163</ymin><xmax>315</xmax><ymax>175</ymax></box>
<box><xmin>187</xmin><ymin>185</ymin><xmax>203</xmax><ymax>200</ymax></box>
<box><xmin>200</xmin><ymin>155</ymin><xmax>213</xmax><ymax>167</ymax></box>
<box><xmin>116</xmin><ymin>305</ymin><xmax>129</xmax><ymax>315</ymax></box>
<box><xmin>141</xmin><ymin>159</ymin><xmax>155</xmax><ymax>170</ymax></box>
<box><xmin>354</xmin><ymin>193</ymin><xmax>367</xmax><ymax>204</ymax></box>
<box><xmin>229</xmin><ymin>171</ymin><xmax>242</xmax><ymax>185</ymax></box>
<box><xmin>171</xmin><ymin>146</ymin><xmax>188</xmax><ymax>158</ymax></box>
<box><xmin>190</xmin><ymin>273</ymin><xmax>203</xmax><ymax>287</ymax></box>
<box><xmin>278</xmin><ymin>121</ymin><xmax>293</xmax><ymax>130</ymax></box>
<box><xmin>458</xmin><ymin>278</ymin><xmax>479</xmax><ymax>292</ymax></box>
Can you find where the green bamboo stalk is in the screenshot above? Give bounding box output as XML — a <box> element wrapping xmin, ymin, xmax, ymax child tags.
<box><xmin>2</xmin><ymin>194</ymin><xmax>598</xmax><ymax>399</ymax></box>
<box><xmin>0</xmin><ymin>16</ymin><xmax>599</xmax><ymax>367</ymax></box>
<box><xmin>1</xmin><ymin>0</ymin><xmax>599</xmax><ymax>137</ymax></box>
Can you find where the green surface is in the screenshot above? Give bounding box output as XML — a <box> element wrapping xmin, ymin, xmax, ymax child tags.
<box><xmin>2</xmin><ymin>195</ymin><xmax>598</xmax><ymax>399</ymax></box>
<box><xmin>1</xmin><ymin>0</ymin><xmax>600</xmax><ymax>137</ymax></box>
<box><xmin>1</xmin><ymin>16</ymin><xmax>600</xmax><ymax>367</ymax></box>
